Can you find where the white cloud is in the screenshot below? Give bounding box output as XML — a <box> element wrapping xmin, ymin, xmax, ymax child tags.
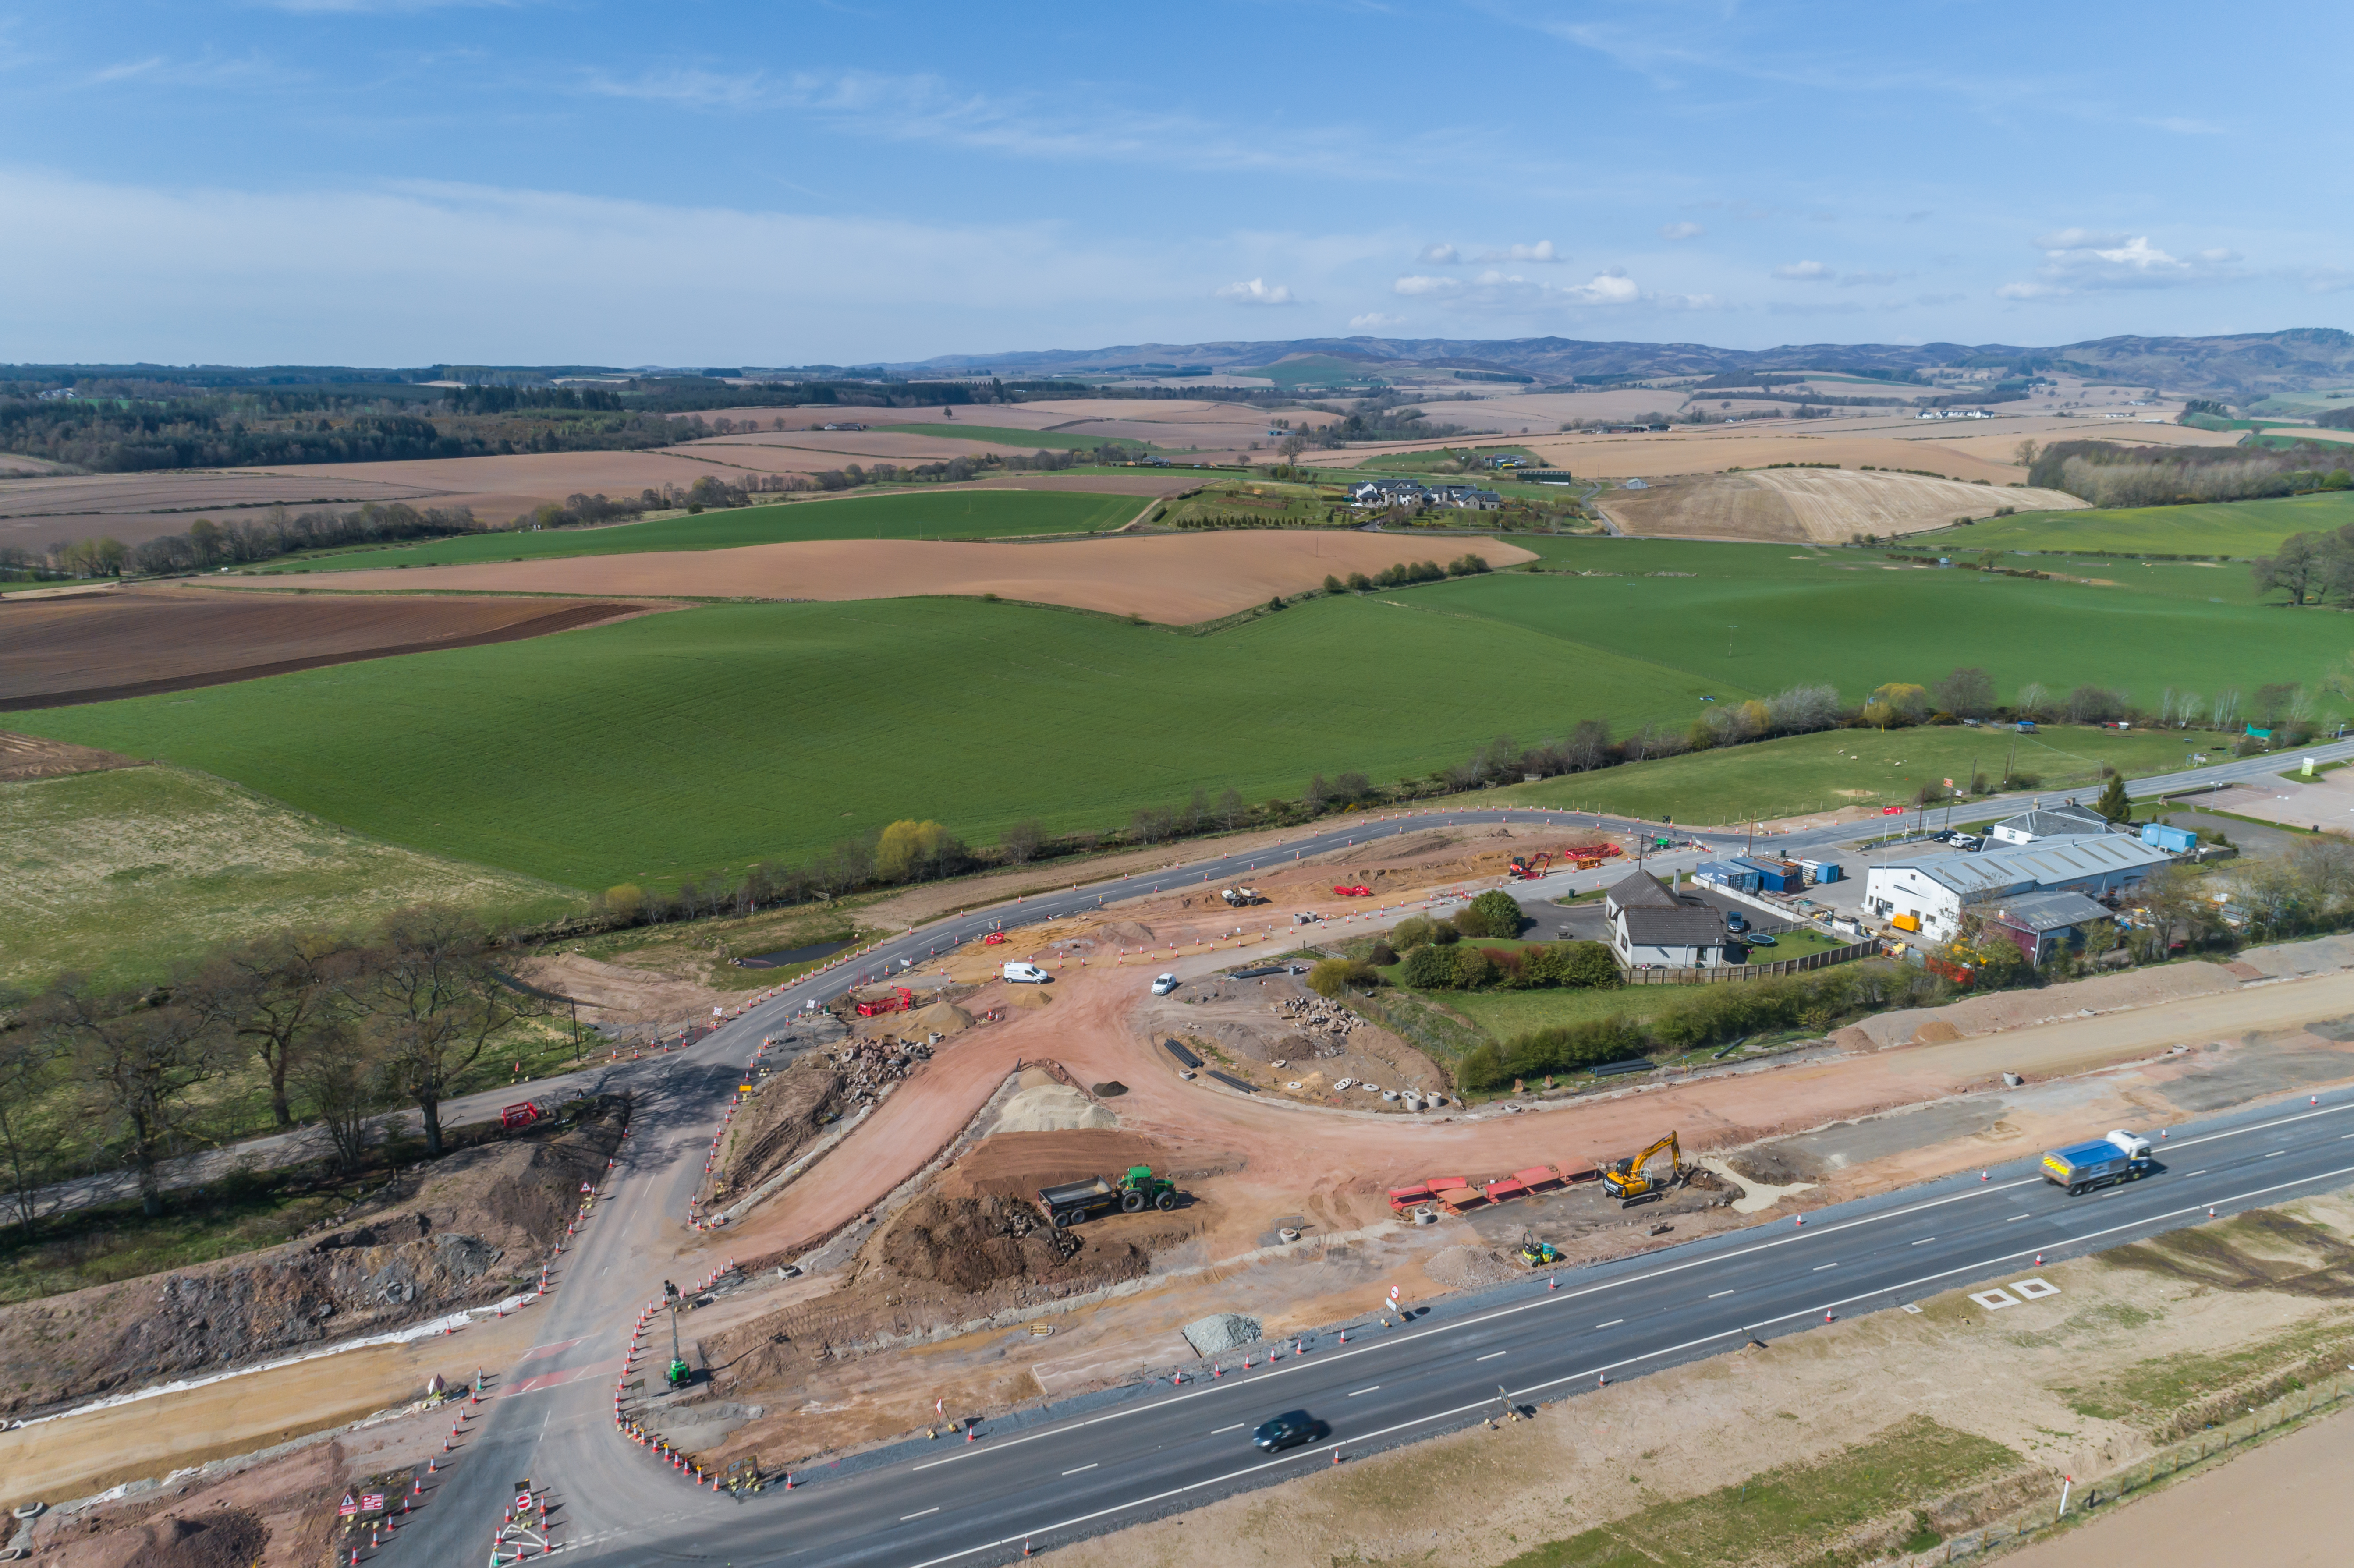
<box><xmin>2003</xmin><ymin>232</ymin><xmax>2247</xmax><ymax>298</ymax></box>
<box><xmin>1214</xmin><ymin>277</ymin><xmax>1296</xmax><ymax>306</ymax></box>
<box><xmin>1393</xmin><ymin>274</ymin><xmax>1457</xmax><ymax>296</ymax></box>
<box><xmin>1564</xmin><ymin>269</ymin><xmax>1639</xmax><ymax>304</ymax></box>
<box><xmin>1349</xmin><ymin>311</ymin><xmax>1407</xmax><ymax>330</ymax></box>
<box><xmin>1417</xmin><ymin>242</ymin><xmax>1461</xmax><ymax>264</ymax></box>
<box><xmin>1772</xmin><ymin>260</ymin><xmax>1833</xmax><ymax>281</ymax></box>
<box><xmin>2300</xmin><ymin>268</ymin><xmax>2354</xmax><ymax>295</ymax></box>
<box><xmin>1659</xmin><ymin>221</ymin><xmax>1704</xmax><ymax>241</ymax></box>
<box><xmin>1397</xmin><ymin>267</ymin><xmax>1638</xmax><ymax>309</ymax></box>
<box><xmin>1475</xmin><ymin>240</ymin><xmax>1561</xmax><ymax>263</ymax></box>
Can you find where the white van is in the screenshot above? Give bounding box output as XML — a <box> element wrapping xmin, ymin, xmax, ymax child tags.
<box><xmin>1002</xmin><ymin>961</ymin><xmax>1051</xmax><ymax>984</ymax></box>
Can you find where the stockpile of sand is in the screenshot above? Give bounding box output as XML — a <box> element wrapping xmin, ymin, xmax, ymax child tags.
<box><xmin>906</xmin><ymin>1000</ymin><xmax>975</xmax><ymax>1035</ymax></box>
<box><xmin>989</xmin><ymin>1083</ymin><xmax>1117</xmax><ymax>1135</ymax></box>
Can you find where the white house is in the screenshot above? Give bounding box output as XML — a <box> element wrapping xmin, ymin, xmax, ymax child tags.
<box><xmin>1986</xmin><ymin>801</ymin><xmax>2112</xmax><ymax>846</ymax></box>
<box><xmin>1606</xmin><ymin>870</ymin><xmax>1730</xmax><ymax>968</ymax></box>
<box><xmin>1862</xmin><ymin>836</ymin><xmax>2172</xmax><ymax>945</ymax></box>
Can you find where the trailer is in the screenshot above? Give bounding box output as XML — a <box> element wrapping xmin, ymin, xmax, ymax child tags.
<box><xmin>2041</xmin><ymin>1130</ymin><xmax>2155</xmax><ymax>1195</ymax></box>
<box><xmin>1037</xmin><ymin>1164</ymin><xmax>1180</xmax><ymax>1226</ymax></box>
<box><xmin>855</xmin><ymin>986</ymin><xmax>914</xmax><ymax>1017</ymax></box>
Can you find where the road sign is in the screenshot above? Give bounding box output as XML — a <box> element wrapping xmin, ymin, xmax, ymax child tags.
<box><xmin>360</xmin><ymin>1493</ymin><xmax>386</xmax><ymax>1513</ymax></box>
<box><xmin>338</xmin><ymin>1495</ymin><xmax>358</xmax><ymax>1518</ymax></box>
<box><xmin>515</xmin><ymin>1491</ymin><xmax>534</xmax><ymax>1510</ymax></box>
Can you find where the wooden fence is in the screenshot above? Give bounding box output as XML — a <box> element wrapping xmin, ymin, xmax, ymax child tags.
<box><xmin>1621</xmin><ymin>938</ymin><xmax>1881</xmax><ymax>985</ymax></box>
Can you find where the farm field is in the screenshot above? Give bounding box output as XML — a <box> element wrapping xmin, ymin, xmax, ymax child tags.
<box><xmin>874</xmin><ymin>423</ymin><xmax>1155</xmax><ymax>452</ymax></box>
<box><xmin>237</xmin><ymin>529</ymin><xmax>1535</xmax><ymax>622</ymax></box>
<box><xmin>1412</xmin><ymin>539</ymin><xmax>2346</xmax><ymax>698</ymax></box>
<box><xmin>0</xmin><ymin>763</ymin><xmax>577</xmax><ymax>992</ymax></box>
<box><xmin>0</xmin><ymin>584</ymin><xmax>648</xmax><ymax>706</ymax></box>
<box><xmin>11</xmin><ymin>592</ymin><xmax>1708</xmax><ymax>890</ymax></box>
<box><xmin>1597</xmin><ymin>467</ymin><xmax>2084</xmax><ymax>542</ymax></box>
<box><xmin>1495</xmin><ymin>723</ymin><xmax>2222</xmax><ymax>827</ymax></box>
<box><xmin>260</xmin><ymin>489</ymin><xmax>1149</xmax><ymax>571</ymax></box>
<box><xmin>1910</xmin><ymin>491</ymin><xmax>2354</xmax><ymax>558</ymax></box>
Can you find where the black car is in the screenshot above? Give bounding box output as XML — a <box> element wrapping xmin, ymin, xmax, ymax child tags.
<box><xmin>1251</xmin><ymin>1410</ymin><xmax>1328</xmax><ymax>1452</ymax></box>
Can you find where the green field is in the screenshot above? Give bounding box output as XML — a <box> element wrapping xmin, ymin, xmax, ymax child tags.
<box><xmin>10</xmin><ymin>596</ymin><xmax>1719</xmax><ymax>890</ymax></box>
<box><xmin>877</xmin><ymin>423</ymin><xmax>1162</xmax><ymax>452</ymax></box>
<box><xmin>1908</xmin><ymin>491</ymin><xmax>2354</xmax><ymax>558</ymax></box>
<box><xmin>0</xmin><ymin>765</ymin><xmax>577</xmax><ymax>992</ymax></box>
<box><xmin>1498</xmin><ymin>723</ymin><xmax>2219</xmax><ymax>825</ymax></box>
<box><xmin>258</xmin><ymin>489</ymin><xmax>1146</xmax><ymax>572</ymax></box>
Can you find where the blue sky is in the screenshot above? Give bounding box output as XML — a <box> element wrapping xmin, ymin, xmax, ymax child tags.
<box><xmin>2</xmin><ymin>1</ymin><xmax>2346</xmax><ymax>366</ymax></box>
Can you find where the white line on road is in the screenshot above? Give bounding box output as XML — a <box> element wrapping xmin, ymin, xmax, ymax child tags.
<box><xmin>1062</xmin><ymin>1463</ymin><xmax>1097</xmax><ymax>1475</ymax></box>
<box><xmin>1813</xmin><ymin>1262</ymin><xmax>1837</xmax><ymax>1271</ymax></box>
<box><xmin>2268</xmin><ymin>1150</ymin><xmax>2286</xmax><ymax>1158</ymax></box>
<box><xmin>2008</xmin><ymin>1214</ymin><xmax>2029</xmax><ymax>1221</ymax></box>
<box><xmin>1911</xmin><ymin>1236</ymin><xmax>1935</xmax><ymax>1245</ymax></box>
<box><xmin>1347</xmin><ymin>1385</ymin><xmax>1380</xmax><ymax>1397</ymax></box>
<box><xmin>1707</xmin><ymin>1289</ymin><xmax>1733</xmax><ymax>1299</ymax></box>
<box><xmin>1476</xmin><ymin>1352</ymin><xmax>1507</xmax><ymax>1362</ymax></box>
<box><xmin>1595</xmin><ymin>1319</ymin><xmax>1623</xmax><ymax>1328</ymax></box>
<box><xmin>1211</xmin><ymin>1423</ymin><xmax>1244</xmax><ymax>1434</ymax></box>
<box><xmin>903</xmin><ymin>1508</ymin><xmax>939</xmax><ymax>1521</ymax></box>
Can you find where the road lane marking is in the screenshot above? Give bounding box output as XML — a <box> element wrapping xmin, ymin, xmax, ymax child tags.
<box><xmin>1347</xmin><ymin>1385</ymin><xmax>1380</xmax><ymax>1396</ymax></box>
<box><xmin>903</xmin><ymin>1507</ymin><xmax>939</xmax><ymax>1520</ymax></box>
<box><xmin>1476</xmin><ymin>1352</ymin><xmax>1506</xmax><ymax>1362</ymax></box>
<box><xmin>2186</xmin><ymin>1169</ymin><xmax>2206</xmax><ymax>1175</ymax></box>
<box><xmin>1911</xmin><ymin>1237</ymin><xmax>1935</xmax><ymax>1245</ymax></box>
<box><xmin>1062</xmin><ymin>1463</ymin><xmax>1096</xmax><ymax>1475</ymax></box>
<box><xmin>1813</xmin><ymin>1263</ymin><xmax>1837</xmax><ymax>1271</ymax></box>
<box><xmin>1595</xmin><ymin>1319</ymin><xmax>1623</xmax><ymax>1327</ymax></box>
<box><xmin>1211</xmin><ymin>1423</ymin><xmax>1244</xmax><ymax>1434</ymax></box>
<box><xmin>2007</xmin><ymin>1214</ymin><xmax>2029</xmax><ymax>1221</ymax></box>
<box><xmin>1707</xmin><ymin>1289</ymin><xmax>1733</xmax><ymax>1299</ymax></box>
<box><xmin>2268</xmin><ymin>1150</ymin><xmax>2286</xmax><ymax>1158</ymax></box>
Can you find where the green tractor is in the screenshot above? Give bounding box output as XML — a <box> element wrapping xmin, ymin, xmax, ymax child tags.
<box><xmin>1117</xmin><ymin>1165</ymin><xmax>1179</xmax><ymax>1214</ymax></box>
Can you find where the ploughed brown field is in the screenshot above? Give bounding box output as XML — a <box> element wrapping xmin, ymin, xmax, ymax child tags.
<box><xmin>0</xmin><ymin>584</ymin><xmax>654</xmax><ymax>708</ymax></box>
<box><xmin>1598</xmin><ymin>467</ymin><xmax>2087</xmax><ymax>543</ymax></box>
<box><xmin>222</xmin><ymin>531</ymin><xmax>1540</xmax><ymax>623</ymax></box>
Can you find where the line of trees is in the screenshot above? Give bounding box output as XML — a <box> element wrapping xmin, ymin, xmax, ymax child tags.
<box><xmin>2029</xmin><ymin>439</ymin><xmax>2352</xmax><ymax>508</ymax></box>
<box><xmin>0</xmin><ymin>909</ymin><xmax>544</xmax><ymax>1230</ymax></box>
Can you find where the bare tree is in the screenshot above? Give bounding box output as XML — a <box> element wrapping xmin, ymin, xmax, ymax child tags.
<box><xmin>1217</xmin><ymin>787</ymin><xmax>1245</xmax><ymax>830</ymax></box>
<box><xmin>2212</xmin><ymin>689</ymin><xmax>2242</xmax><ymax>730</ymax></box>
<box><xmin>44</xmin><ymin>979</ymin><xmax>225</xmax><ymax>1216</ymax></box>
<box><xmin>0</xmin><ymin>1032</ymin><xmax>68</xmax><ymax>1234</ymax></box>
<box><xmin>294</xmin><ymin>1021</ymin><xmax>383</xmax><ymax>1173</ymax></box>
<box><xmin>204</xmin><ymin>930</ymin><xmax>359</xmax><ymax>1129</ymax></box>
<box><xmin>1000</xmin><ymin>819</ymin><xmax>1043</xmax><ymax>866</ymax></box>
<box><xmin>359</xmin><ymin>908</ymin><xmax>541</xmax><ymax>1158</ymax></box>
<box><xmin>2015</xmin><ymin>682</ymin><xmax>2049</xmax><ymax>721</ymax></box>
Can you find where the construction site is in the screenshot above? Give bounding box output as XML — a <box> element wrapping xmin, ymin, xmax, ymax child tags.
<box><xmin>11</xmin><ymin>818</ymin><xmax>2354</xmax><ymax>1567</ymax></box>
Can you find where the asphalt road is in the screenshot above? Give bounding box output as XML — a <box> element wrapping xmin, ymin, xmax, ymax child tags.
<box><xmin>274</xmin><ymin>737</ymin><xmax>2354</xmax><ymax>1563</ymax></box>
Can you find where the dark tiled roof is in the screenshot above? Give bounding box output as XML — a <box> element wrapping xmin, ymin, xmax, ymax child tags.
<box><xmin>1608</xmin><ymin>870</ymin><xmax>1681</xmax><ymax>909</ymax></box>
<box><xmin>1621</xmin><ymin>906</ymin><xmax>1729</xmax><ymax>946</ymax></box>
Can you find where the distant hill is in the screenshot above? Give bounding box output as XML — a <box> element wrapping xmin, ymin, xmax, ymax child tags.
<box><xmin>895</xmin><ymin>328</ymin><xmax>2354</xmax><ymax>397</ymax></box>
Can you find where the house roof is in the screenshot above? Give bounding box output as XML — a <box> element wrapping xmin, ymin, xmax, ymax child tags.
<box><xmin>1900</xmin><ymin>835</ymin><xmax>2172</xmax><ymax>900</ymax></box>
<box><xmin>1620</xmin><ymin>906</ymin><xmax>1729</xmax><ymax>947</ymax></box>
<box><xmin>1607</xmin><ymin>870</ymin><xmax>1682</xmax><ymax>909</ymax></box>
<box><xmin>1976</xmin><ymin>889</ymin><xmax>2113</xmax><ymax>934</ymax></box>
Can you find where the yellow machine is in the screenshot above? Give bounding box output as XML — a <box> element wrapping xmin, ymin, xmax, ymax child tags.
<box><xmin>1601</xmin><ymin>1132</ymin><xmax>1682</xmax><ymax>1206</ymax></box>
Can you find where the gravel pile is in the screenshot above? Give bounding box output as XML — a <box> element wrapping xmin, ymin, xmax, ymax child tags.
<box><xmin>1182</xmin><ymin>1313</ymin><xmax>1263</xmax><ymax>1358</ymax></box>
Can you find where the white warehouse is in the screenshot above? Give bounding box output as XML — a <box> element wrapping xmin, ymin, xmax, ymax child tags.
<box><xmin>1862</xmin><ymin>835</ymin><xmax>2173</xmax><ymax>945</ymax></box>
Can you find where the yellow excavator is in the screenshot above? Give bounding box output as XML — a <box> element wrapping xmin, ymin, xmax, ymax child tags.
<box><xmin>1601</xmin><ymin>1132</ymin><xmax>1683</xmax><ymax>1207</ymax></box>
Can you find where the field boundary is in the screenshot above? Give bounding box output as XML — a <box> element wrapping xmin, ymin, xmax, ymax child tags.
<box><xmin>1622</xmin><ymin>937</ymin><xmax>1881</xmax><ymax>984</ymax></box>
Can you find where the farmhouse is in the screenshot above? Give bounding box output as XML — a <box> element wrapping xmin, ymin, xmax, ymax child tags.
<box><xmin>1862</xmin><ymin>836</ymin><xmax>2172</xmax><ymax>944</ymax></box>
<box><xmin>1427</xmin><ymin>484</ymin><xmax>1503</xmax><ymax>510</ymax></box>
<box><xmin>1605</xmin><ymin>869</ymin><xmax>1729</xmax><ymax>968</ymax></box>
<box><xmin>1971</xmin><ymin>889</ymin><xmax>2116</xmax><ymax>966</ymax></box>
<box><xmin>1986</xmin><ymin>801</ymin><xmax>2113</xmax><ymax>846</ymax></box>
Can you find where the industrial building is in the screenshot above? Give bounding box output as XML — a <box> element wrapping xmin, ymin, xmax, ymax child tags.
<box><xmin>1861</xmin><ymin>835</ymin><xmax>2173</xmax><ymax>944</ymax></box>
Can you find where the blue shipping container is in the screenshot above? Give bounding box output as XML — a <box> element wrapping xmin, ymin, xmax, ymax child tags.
<box><xmin>1694</xmin><ymin>860</ymin><xmax>1761</xmax><ymax>893</ymax></box>
<box><xmin>2141</xmin><ymin>822</ymin><xmax>2196</xmax><ymax>853</ymax></box>
<box><xmin>1734</xmin><ymin>857</ymin><xmax>1801</xmax><ymax>893</ymax></box>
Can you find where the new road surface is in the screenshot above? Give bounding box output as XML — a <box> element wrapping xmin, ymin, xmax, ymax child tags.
<box><xmin>121</xmin><ymin>738</ymin><xmax>2354</xmax><ymax>1564</ymax></box>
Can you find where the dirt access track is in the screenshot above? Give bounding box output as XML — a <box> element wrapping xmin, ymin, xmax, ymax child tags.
<box><xmin>0</xmin><ymin>583</ymin><xmax>658</xmax><ymax>708</ymax></box>
<box><xmin>228</xmin><ymin>531</ymin><xmax>1539</xmax><ymax>623</ymax></box>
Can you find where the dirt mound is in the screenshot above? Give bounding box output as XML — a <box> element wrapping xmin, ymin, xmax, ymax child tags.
<box><xmin>0</xmin><ymin>1097</ymin><xmax>627</xmax><ymax>1418</ymax></box>
<box><xmin>713</xmin><ymin>1056</ymin><xmax>844</xmax><ymax>1200</ymax></box>
<box><xmin>876</xmin><ymin>1194</ymin><xmax>1100</xmax><ymax>1294</ymax></box>
<box><xmin>0</xmin><ymin>729</ymin><xmax>140</xmax><ymax>782</ymax></box>
<box><xmin>1092</xmin><ymin>1081</ymin><xmax>1127</xmax><ymax>1097</ymax></box>
<box><xmin>1424</xmin><ymin>1245</ymin><xmax>1522</xmax><ymax>1289</ymax></box>
<box><xmin>521</xmin><ymin>952</ymin><xmax>731</xmax><ymax>1043</ymax></box>
<box><xmin>1096</xmin><ymin>920</ymin><xmax>1157</xmax><ymax>945</ymax></box>
<box><xmin>906</xmin><ymin>1000</ymin><xmax>974</xmax><ymax>1035</ymax></box>
<box><xmin>122</xmin><ymin>1507</ymin><xmax>268</xmax><ymax>1568</ymax></box>
<box><xmin>941</xmin><ymin>1129</ymin><xmax>1177</xmax><ymax>1203</ymax></box>
<box><xmin>989</xmin><ymin>1084</ymin><xmax>1117</xmax><ymax>1135</ymax></box>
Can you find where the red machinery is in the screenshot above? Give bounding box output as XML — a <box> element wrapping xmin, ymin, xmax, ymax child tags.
<box><xmin>1332</xmin><ymin>884</ymin><xmax>1373</xmax><ymax>897</ymax></box>
<box><xmin>982</xmin><ymin>931</ymin><xmax>1006</xmax><ymax>945</ymax></box>
<box><xmin>855</xmin><ymin>986</ymin><xmax>914</xmax><ymax>1017</ymax></box>
<box><xmin>500</xmin><ymin>1102</ymin><xmax>543</xmax><ymax>1130</ymax></box>
<box><xmin>1508</xmin><ymin>852</ymin><xmax>1554</xmax><ymax>881</ymax></box>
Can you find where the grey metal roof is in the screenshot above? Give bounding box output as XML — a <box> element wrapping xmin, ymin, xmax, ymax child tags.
<box><xmin>1993</xmin><ymin>803</ymin><xmax>2113</xmax><ymax>840</ymax></box>
<box><xmin>1975</xmin><ymin>889</ymin><xmax>2113</xmax><ymax>933</ymax></box>
<box><xmin>1909</xmin><ymin>835</ymin><xmax>2171</xmax><ymax>899</ymax></box>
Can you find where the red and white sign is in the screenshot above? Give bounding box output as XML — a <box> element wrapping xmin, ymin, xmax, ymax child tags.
<box><xmin>360</xmin><ymin>1493</ymin><xmax>386</xmax><ymax>1513</ymax></box>
<box><xmin>515</xmin><ymin>1491</ymin><xmax>534</xmax><ymax>1510</ymax></box>
<box><xmin>337</xmin><ymin>1495</ymin><xmax>358</xmax><ymax>1518</ymax></box>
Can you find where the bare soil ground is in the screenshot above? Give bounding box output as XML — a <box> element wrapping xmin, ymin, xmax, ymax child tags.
<box><xmin>1599</xmin><ymin>467</ymin><xmax>2086</xmax><ymax>543</ymax></box>
<box><xmin>1138</xmin><ymin>970</ymin><xmax>1447</xmax><ymax>1109</ymax></box>
<box><xmin>241</xmin><ymin>533</ymin><xmax>1539</xmax><ymax>623</ymax></box>
<box><xmin>1303</xmin><ymin>424</ymin><xmax>2041</xmax><ymax>484</ymax></box>
<box><xmin>518</xmin><ymin>952</ymin><xmax>740</xmax><ymax>1044</ymax></box>
<box><xmin>0</xmin><ymin>584</ymin><xmax>656</xmax><ymax>708</ymax></box>
<box><xmin>0</xmin><ymin>729</ymin><xmax>140</xmax><ymax>782</ymax></box>
<box><xmin>0</xmin><ymin>1099</ymin><xmax>625</xmax><ymax>1420</ymax></box>
<box><xmin>0</xmin><ymin>472</ymin><xmax>459</xmax><ymax>553</ymax></box>
<box><xmin>682</xmin><ymin>431</ymin><xmax>1041</xmax><ymax>463</ymax></box>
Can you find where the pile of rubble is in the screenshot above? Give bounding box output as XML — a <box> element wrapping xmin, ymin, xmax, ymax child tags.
<box><xmin>825</xmin><ymin>1036</ymin><xmax>935</xmax><ymax>1105</ymax></box>
<box><xmin>1271</xmin><ymin>995</ymin><xmax>1362</xmax><ymax>1056</ymax></box>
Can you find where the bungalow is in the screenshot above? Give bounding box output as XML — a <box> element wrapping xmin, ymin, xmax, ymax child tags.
<box><xmin>1606</xmin><ymin>870</ymin><xmax>1730</xmax><ymax>969</ymax></box>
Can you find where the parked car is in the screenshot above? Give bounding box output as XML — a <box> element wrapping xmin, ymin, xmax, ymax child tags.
<box><xmin>1150</xmin><ymin>973</ymin><xmax>1180</xmax><ymax>995</ymax></box>
<box><xmin>1723</xmin><ymin>911</ymin><xmax>1749</xmax><ymax>933</ymax></box>
<box><xmin>1251</xmin><ymin>1410</ymin><xmax>1328</xmax><ymax>1452</ymax></box>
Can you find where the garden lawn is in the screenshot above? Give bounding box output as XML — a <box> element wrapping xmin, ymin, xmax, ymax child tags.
<box><xmin>10</xmin><ymin>594</ymin><xmax>1717</xmax><ymax>890</ymax></box>
<box><xmin>1494</xmin><ymin>724</ymin><xmax>2217</xmax><ymax>827</ymax></box>
<box><xmin>1907</xmin><ymin>491</ymin><xmax>2354</xmax><ymax>558</ymax></box>
<box><xmin>1433</xmin><ymin>984</ymin><xmax>1684</xmax><ymax>1041</ymax></box>
<box><xmin>259</xmin><ymin>488</ymin><xmax>1146</xmax><ymax>571</ymax></box>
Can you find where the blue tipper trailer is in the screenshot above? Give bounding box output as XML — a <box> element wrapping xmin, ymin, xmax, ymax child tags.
<box><xmin>2040</xmin><ymin>1130</ymin><xmax>2155</xmax><ymax>1194</ymax></box>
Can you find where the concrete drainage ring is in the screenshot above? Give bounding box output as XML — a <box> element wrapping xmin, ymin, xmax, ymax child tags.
<box><xmin>9</xmin><ymin>1502</ymin><xmax>41</xmax><ymax>1519</ymax></box>
<box><xmin>1277</xmin><ymin>1228</ymin><xmax>1301</xmax><ymax>1243</ymax></box>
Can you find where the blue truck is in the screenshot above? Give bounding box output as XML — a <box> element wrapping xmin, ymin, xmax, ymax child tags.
<box><xmin>2040</xmin><ymin>1129</ymin><xmax>2155</xmax><ymax>1195</ymax></box>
